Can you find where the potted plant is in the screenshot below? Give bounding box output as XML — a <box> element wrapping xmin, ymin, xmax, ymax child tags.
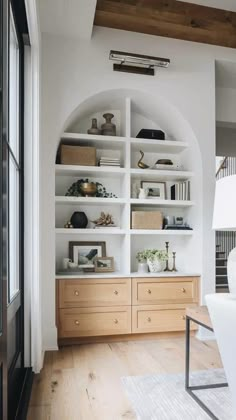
<box><xmin>145</xmin><ymin>249</ymin><xmax>168</xmax><ymax>273</ymax></box>
<box><xmin>136</xmin><ymin>250</ymin><xmax>149</xmax><ymax>273</ymax></box>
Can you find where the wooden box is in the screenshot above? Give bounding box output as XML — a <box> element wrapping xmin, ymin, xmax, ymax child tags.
<box><xmin>131</xmin><ymin>211</ymin><xmax>163</xmax><ymax>229</ymax></box>
<box><xmin>61</xmin><ymin>145</ymin><xmax>96</xmax><ymax>166</ymax></box>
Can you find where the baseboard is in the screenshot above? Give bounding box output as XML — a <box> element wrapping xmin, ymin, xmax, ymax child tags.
<box><xmin>15</xmin><ymin>368</ymin><xmax>34</xmax><ymax>420</ymax></box>
<box><xmin>43</xmin><ymin>325</ymin><xmax>58</xmax><ymax>351</ymax></box>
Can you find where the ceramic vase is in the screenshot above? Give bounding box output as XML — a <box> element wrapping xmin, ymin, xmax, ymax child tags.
<box><xmin>87</xmin><ymin>118</ymin><xmax>101</xmax><ymax>135</ymax></box>
<box><xmin>70</xmin><ymin>211</ymin><xmax>88</xmax><ymax>228</ymax></box>
<box><xmin>139</xmin><ymin>188</ymin><xmax>148</xmax><ymax>199</ymax></box>
<box><xmin>147</xmin><ymin>259</ymin><xmax>163</xmax><ymax>273</ymax></box>
<box><xmin>101</xmin><ymin>113</ymin><xmax>116</xmax><ymax>136</ymax></box>
<box><xmin>138</xmin><ymin>262</ymin><xmax>149</xmax><ymax>274</ymax></box>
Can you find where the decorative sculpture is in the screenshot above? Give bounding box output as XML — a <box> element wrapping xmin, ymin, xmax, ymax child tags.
<box><xmin>137</xmin><ymin>150</ymin><xmax>149</xmax><ymax>169</ymax></box>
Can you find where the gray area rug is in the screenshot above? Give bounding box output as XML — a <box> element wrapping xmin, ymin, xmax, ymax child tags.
<box><xmin>122</xmin><ymin>369</ymin><xmax>232</xmax><ymax>419</ymax></box>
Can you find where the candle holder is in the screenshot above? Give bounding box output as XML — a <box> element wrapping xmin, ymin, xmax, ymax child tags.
<box><xmin>164</xmin><ymin>241</ymin><xmax>171</xmax><ymax>272</ymax></box>
<box><xmin>172</xmin><ymin>252</ymin><xmax>178</xmax><ymax>272</ymax></box>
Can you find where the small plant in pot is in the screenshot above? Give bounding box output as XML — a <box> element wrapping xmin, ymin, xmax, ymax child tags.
<box><xmin>136</xmin><ymin>250</ymin><xmax>149</xmax><ymax>274</ymax></box>
<box><xmin>145</xmin><ymin>249</ymin><xmax>168</xmax><ymax>273</ymax></box>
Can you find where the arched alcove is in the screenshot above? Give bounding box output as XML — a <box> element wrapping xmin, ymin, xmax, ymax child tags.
<box><xmin>55</xmin><ymin>88</ymin><xmax>202</xmax><ymax>277</ymax></box>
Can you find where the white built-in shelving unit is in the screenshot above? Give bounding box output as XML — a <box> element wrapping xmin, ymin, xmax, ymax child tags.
<box><xmin>55</xmin><ymin>95</ymin><xmax>198</xmax><ymax>276</ymax></box>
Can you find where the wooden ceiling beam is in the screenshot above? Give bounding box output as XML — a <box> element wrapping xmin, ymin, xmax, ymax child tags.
<box><xmin>94</xmin><ymin>0</ymin><xmax>236</xmax><ymax>49</ymax></box>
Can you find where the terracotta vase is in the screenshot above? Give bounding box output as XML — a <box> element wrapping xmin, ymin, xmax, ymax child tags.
<box><xmin>101</xmin><ymin>113</ymin><xmax>116</xmax><ymax>136</ymax></box>
<box><xmin>87</xmin><ymin>118</ymin><xmax>101</xmax><ymax>135</ymax></box>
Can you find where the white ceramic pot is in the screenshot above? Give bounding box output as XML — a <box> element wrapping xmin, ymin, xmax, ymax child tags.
<box><xmin>147</xmin><ymin>259</ymin><xmax>163</xmax><ymax>273</ymax></box>
<box><xmin>138</xmin><ymin>262</ymin><xmax>149</xmax><ymax>274</ymax></box>
<box><xmin>139</xmin><ymin>188</ymin><xmax>148</xmax><ymax>199</ymax></box>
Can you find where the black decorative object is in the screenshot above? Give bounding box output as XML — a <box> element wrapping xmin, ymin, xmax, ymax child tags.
<box><xmin>155</xmin><ymin>159</ymin><xmax>173</xmax><ymax>165</ymax></box>
<box><xmin>70</xmin><ymin>212</ymin><xmax>88</xmax><ymax>229</ymax></box>
<box><xmin>136</xmin><ymin>129</ymin><xmax>165</xmax><ymax>140</ymax></box>
<box><xmin>164</xmin><ymin>241</ymin><xmax>171</xmax><ymax>272</ymax></box>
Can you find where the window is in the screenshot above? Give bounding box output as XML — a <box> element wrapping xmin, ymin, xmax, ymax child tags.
<box><xmin>8</xmin><ymin>7</ymin><xmax>21</xmax><ymax>301</ymax></box>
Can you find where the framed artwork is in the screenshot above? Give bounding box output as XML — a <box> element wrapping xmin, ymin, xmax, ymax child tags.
<box><xmin>69</xmin><ymin>241</ymin><xmax>106</xmax><ymax>269</ymax></box>
<box><xmin>141</xmin><ymin>181</ymin><xmax>166</xmax><ymax>199</ymax></box>
<box><xmin>94</xmin><ymin>257</ymin><xmax>115</xmax><ymax>273</ymax></box>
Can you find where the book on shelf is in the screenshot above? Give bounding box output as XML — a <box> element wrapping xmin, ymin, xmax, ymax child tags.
<box><xmin>99</xmin><ymin>157</ymin><xmax>121</xmax><ymax>167</ymax></box>
<box><xmin>171</xmin><ymin>180</ymin><xmax>190</xmax><ymax>201</ymax></box>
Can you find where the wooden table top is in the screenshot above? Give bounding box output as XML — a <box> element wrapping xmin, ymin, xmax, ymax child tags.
<box><xmin>186</xmin><ymin>306</ymin><xmax>213</xmax><ymax>330</ymax></box>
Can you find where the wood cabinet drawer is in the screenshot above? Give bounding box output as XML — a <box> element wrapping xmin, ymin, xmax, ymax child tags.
<box><xmin>132</xmin><ymin>305</ymin><xmax>197</xmax><ymax>333</ymax></box>
<box><xmin>58</xmin><ymin>278</ymin><xmax>131</xmax><ymax>308</ymax></box>
<box><xmin>132</xmin><ymin>277</ymin><xmax>199</xmax><ymax>305</ymax></box>
<box><xmin>58</xmin><ymin>306</ymin><xmax>131</xmax><ymax>338</ymax></box>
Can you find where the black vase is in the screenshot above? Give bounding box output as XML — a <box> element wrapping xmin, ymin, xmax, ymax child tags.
<box><xmin>70</xmin><ymin>212</ymin><xmax>88</xmax><ymax>228</ymax></box>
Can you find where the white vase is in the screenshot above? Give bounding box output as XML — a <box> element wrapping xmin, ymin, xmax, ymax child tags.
<box><xmin>147</xmin><ymin>259</ymin><xmax>163</xmax><ymax>273</ymax></box>
<box><xmin>138</xmin><ymin>262</ymin><xmax>149</xmax><ymax>274</ymax></box>
<box><xmin>139</xmin><ymin>188</ymin><xmax>148</xmax><ymax>199</ymax></box>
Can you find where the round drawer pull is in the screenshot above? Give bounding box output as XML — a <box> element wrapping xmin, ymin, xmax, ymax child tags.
<box><xmin>147</xmin><ymin>289</ymin><xmax>152</xmax><ymax>294</ymax></box>
<box><xmin>75</xmin><ymin>320</ymin><xmax>80</xmax><ymax>325</ymax></box>
<box><xmin>114</xmin><ymin>290</ymin><xmax>119</xmax><ymax>295</ymax></box>
<box><xmin>114</xmin><ymin>319</ymin><xmax>118</xmax><ymax>324</ymax></box>
<box><xmin>147</xmin><ymin>317</ymin><xmax>151</xmax><ymax>322</ymax></box>
<box><xmin>74</xmin><ymin>290</ymin><xmax>80</xmax><ymax>296</ymax></box>
<box><xmin>181</xmin><ymin>288</ymin><xmax>186</xmax><ymax>293</ymax></box>
<box><xmin>182</xmin><ymin>315</ymin><xmax>186</xmax><ymax>320</ymax></box>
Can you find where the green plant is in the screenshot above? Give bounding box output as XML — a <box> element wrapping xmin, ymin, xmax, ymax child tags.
<box><xmin>136</xmin><ymin>250</ymin><xmax>149</xmax><ymax>262</ymax></box>
<box><xmin>65</xmin><ymin>178</ymin><xmax>117</xmax><ymax>198</ymax></box>
<box><xmin>136</xmin><ymin>249</ymin><xmax>168</xmax><ymax>262</ymax></box>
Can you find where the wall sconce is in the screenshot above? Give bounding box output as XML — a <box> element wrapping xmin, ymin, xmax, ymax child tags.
<box><xmin>109</xmin><ymin>50</ymin><xmax>170</xmax><ymax>76</ymax></box>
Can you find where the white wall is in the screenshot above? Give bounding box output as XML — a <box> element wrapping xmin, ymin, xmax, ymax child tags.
<box><xmin>40</xmin><ymin>26</ymin><xmax>236</xmax><ymax>351</ymax></box>
<box><xmin>216</xmin><ymin>126</ymin><xmax>236</xmax><ymax>156</ymax></box>
<box><xmin>216</xmin><ymin>87</ymin><xmax>236</xmax><ymax>123</ymax></box>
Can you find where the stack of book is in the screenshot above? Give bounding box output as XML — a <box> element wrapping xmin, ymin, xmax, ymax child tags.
<box><xmin>99</xmin><ymin>157</ymin><xmax>121</xmax><ymax>167</ymax></box>
<box><xmin>171</xmin><ymin>181</ymin><xmax>190</xmax><ymax>201</ymax></box>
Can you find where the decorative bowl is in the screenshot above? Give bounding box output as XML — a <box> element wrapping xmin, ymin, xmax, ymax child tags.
<box><xmin>80</xmin><ymin>182</ymin><xmax>97</xmax><ymax>197</ymax></box>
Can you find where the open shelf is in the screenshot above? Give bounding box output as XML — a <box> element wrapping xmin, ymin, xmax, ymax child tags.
<box><xmin>55</xmin><ymin>228</ymin><xmax>126</xmax><ymax>235</ymax></box>
<box><xmin>61</xmin><ymin>132</ymin><xmax>126</xmax><ymax>150</ymax></box>
<box><xmin>130</xmin><ymin>198</ymin><xmax>194</xmax><ymax>207</ymax></box>
<box><xmin>130</xmin><ymin>137</ymin><xmax>188</xmax><ymax>154</ymax></box>
<box><xmin>130</xmin><ymin>168</ymin><xmax>194</xmax><ymax>181</ymax></box>
<box><xmin>130</xmin><ymin>229</ymin><xmax>193</xmax><ymax>235</ymax></box>
<box><xmin>55</xmin><ymin>164</ymin><xmax>126</xmax><ymax>176</ymax></box>
<box><xmin>55</xmin><ymin>196</ymin><xmax>127</xmax><ymax>205</ymax></box>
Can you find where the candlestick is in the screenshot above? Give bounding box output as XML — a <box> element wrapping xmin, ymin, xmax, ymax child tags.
<box><xmin>164</xmin><ymin>241</ymin><xmax>171</xmax><ymax>272</ymax></box>
<box><xmin>172</xmin><ymin>251</ymin><xmax>177</xmax><ymax>272</ymax></box>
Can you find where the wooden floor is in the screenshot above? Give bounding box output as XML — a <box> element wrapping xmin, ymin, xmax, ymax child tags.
<box><xmin>27</xmin><ymin>335</ymin><xmax>222</xmax><ymax>420</ymax></box>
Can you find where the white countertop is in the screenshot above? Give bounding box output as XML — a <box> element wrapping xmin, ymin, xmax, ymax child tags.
<box><xmin>55</xmin><ymin>271</ymin><xmax>201</xmax><ymax>279</ymax></box>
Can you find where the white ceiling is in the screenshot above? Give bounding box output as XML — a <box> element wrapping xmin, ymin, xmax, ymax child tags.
<box><xmin>38</xmin><ymin>0</ymin><xmax>97</xmax><ymax>39</ymax></box>
<box><xmin>179</xmin><ymin>0</ymin><xmax>236</xmax><ymax>12</ymax></box>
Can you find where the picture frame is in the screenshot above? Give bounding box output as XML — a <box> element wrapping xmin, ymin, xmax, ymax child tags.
<box><xmin>94</xmin><ymin>257</ymin><xmax>115</xmax><ymax>273</ymax></box>
<box><xmin>141</xmin><ymin>181</ymin><xmax>166</xmax><ymax>199</ymax></box>
<box><xmin>69</xmin><ymin>241</ymin><xmax>106</xmax><ymax>270</ymax></box>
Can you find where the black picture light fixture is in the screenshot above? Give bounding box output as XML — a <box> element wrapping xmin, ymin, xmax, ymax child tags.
<box><xmin>109</xmin><ymin>50</ymin><xmax>170</xmax><ymax>76</ymax></box>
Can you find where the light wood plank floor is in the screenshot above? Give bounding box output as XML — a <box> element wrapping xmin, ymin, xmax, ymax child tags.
<box><xmin>27</xmin><ymin>335</ymin><xmax>222</xmax><ymax>420</ymax></box>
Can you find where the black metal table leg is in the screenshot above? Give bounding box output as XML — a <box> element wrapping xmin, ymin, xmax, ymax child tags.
<box><xmin>185</xmin><ymin>315</ymin><xmax>228</xmax><ymax>420</ymax></box>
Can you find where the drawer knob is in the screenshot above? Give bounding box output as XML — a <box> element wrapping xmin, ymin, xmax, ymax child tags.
<box><xmin>75</xmin><ymin>320</ymin><xmax>80</xmax><ymax>325</ymax></box>
<box><xmin>74</xmin><ymin>290</ymin><xmax>80</xmax><ymax>296</ymax></box>
<box><xmin>182</xmin><ymin>315</ymin><xmax>186</xmax><ymax>320</ymax></box>
<box><xmin>181</xmin><ymin>288</ymin><xmax>186</xmax><ymax>293</ymax></box>
<box><xmin>114</xmin><ymin>319</ymin><xmax>118</xmax><ymax>324</ymax></box>
<box><xmin>147</xmin><ymin>289</ymin><xmax>152</xmax><ymax>294</ymax></box>
<box><xmin>147</xmin><ymin>317</ymin><xmax>151</xmax><ymax>322</ymax></box>
<box><xmin>114</xmin><ymin>290</ymin><xmax>119</xmax><ymax>295</ymax></box>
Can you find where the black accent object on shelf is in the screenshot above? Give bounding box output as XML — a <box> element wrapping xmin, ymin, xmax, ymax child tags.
<box><xmin>136</xmin><ymin>129</ymin><xmax>165</xmax><ymax>140</ymax></box>
<box><xmin>164</xmin><ymin>225</ymin><xmax>192</xmax><ymax>230</ymax></box>
<box><xmin>70</xmin><ymin>212</ymin><xmax>88</xmax><ymax>229</ymax></box>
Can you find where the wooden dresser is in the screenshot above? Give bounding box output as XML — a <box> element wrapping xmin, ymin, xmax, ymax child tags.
<box><xmin>56</xmin><ymin>276</ymin><xmax>199</xmax><ymax>344</ymax></box>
